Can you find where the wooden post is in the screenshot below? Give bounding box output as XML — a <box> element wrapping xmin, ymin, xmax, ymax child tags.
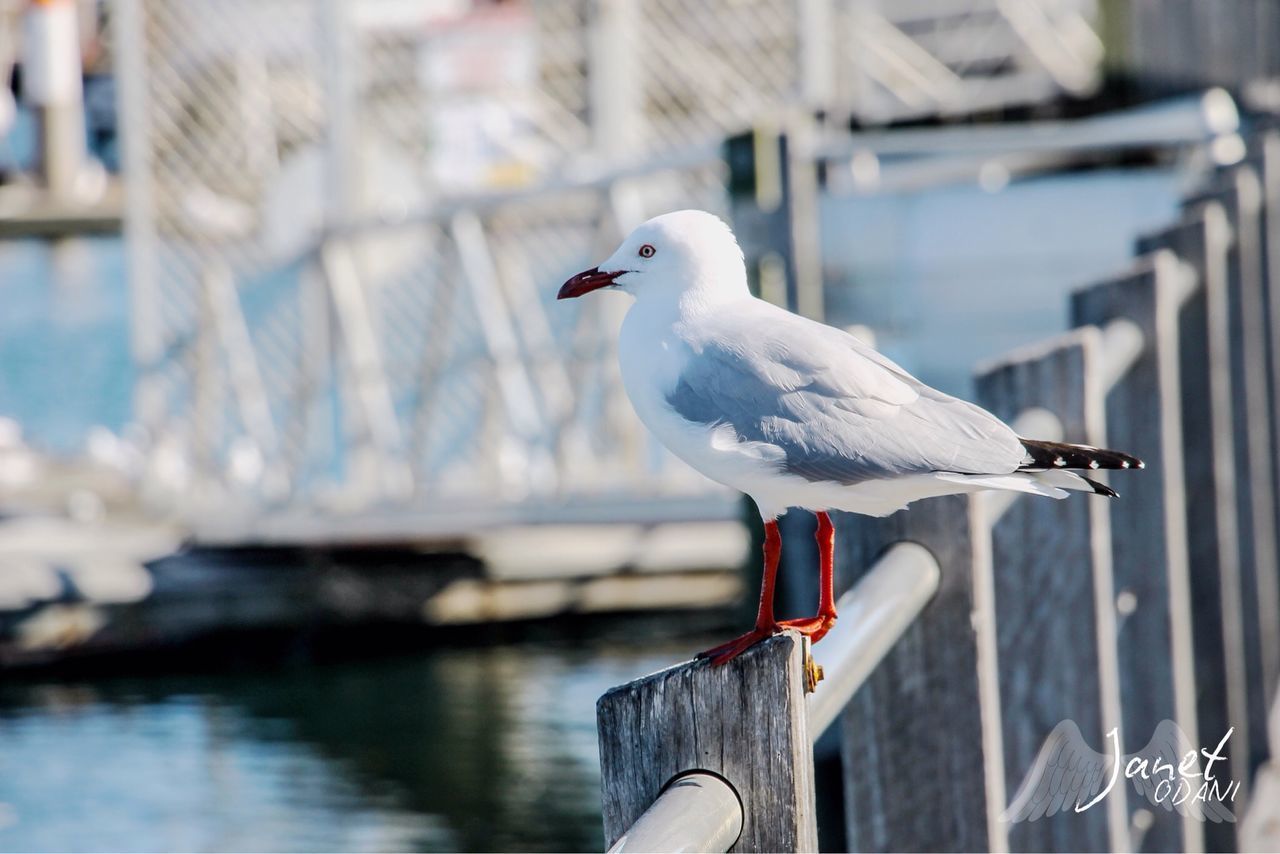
<box><xmin>835</xmin><ymin>497</ymin><xmax>990</xmax><ymax>852</ymax></box>
<box><xmin>1071</xmin><ymin>253</ymin><xmax>1199</xmax><ymax>853</ymax></box>
<box><xmin>1205</xmin><ymin>167</ymin><xmax>1279</xmax><ymax>783</ymax></box>
<box><xmin>1258</xmin><ymin>134</ymin><xmax>1280</xmax><ymax>650</ymax></box>
<box><xmin>1137</xmin><ymin>208</ymin><xmax>1244</xmax><ymax>851</ymax></box>
<box><xmin>975</xmin><ymin>328</ymin><xmax>1123</xmax><ymax>853</ymax></box>
<box><xmin>596</xmin><ymin>632</ymin><xmax>818</xmax><ymax>853</ymax></box>
<box><xmin>725</xmin><ymin>121</ymin><xmax>823</xmax><ymax>319</ymax></box>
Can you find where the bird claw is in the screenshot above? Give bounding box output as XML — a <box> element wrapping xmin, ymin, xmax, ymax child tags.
<box><xmin>696</xmin><ymin>624</ymin><xmax>780</xmax><ymax>666</ymax></box>
<box><xmin>777</xmin><ymin>613</ymin><xmax>837</xmax><ymax>643</ymax></box>
<box><xmin>696</xmin><ymin>613</ymin><xmax>838</xmax><ymax>665</ymax></box>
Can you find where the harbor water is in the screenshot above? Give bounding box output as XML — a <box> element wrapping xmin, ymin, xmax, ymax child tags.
<box><xmin>0</xmin><ymin>634</ymin><xmax>703</xmax><ymax>853</ymax></box>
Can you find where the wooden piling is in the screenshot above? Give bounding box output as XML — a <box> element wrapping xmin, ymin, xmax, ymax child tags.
<box><xmin>1071</xmin><ymin>252</ymin><xmax>1199</xmax><ymax>853</ymax></box>
<box><xmin>1210</xmin><ymin>167</ymin><xmax>1280</xmax><ymax>783</ymax></box>
<box><xmin>1258</xmin><ymin>134</ymin><xmax>1280</xmax><ymax>649</ymax></box>
<box><xmin>596</xmin><ymin>632</ymin><xmax>818</xmax><ymax>853</ymax></box>
<box><xmin>725</xmin><ymin>122</ymin><xmax>823</xmax><ymax>319</ymax></box>
<box><xmin>975</xmin><ymin>328</ymin><xmax>1121</xmax><ymax>853</ymax></box>
<box><xmin>1137</xmin><ymin>208</ymin><xmax>1243</xmax><ymax>851</ymax></box>
<box><xmin>834</xmin><ymin>497</ymin><xmax>990</xmax><ymax>852</ymax></box>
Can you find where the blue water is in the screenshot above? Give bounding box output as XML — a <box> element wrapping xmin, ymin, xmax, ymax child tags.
<box><xmin>0</xmin><ymin>638</ymin><xmax>697</xmax><ymax>853</ymax></box>
<box><xmin>0</xmin><ymin>237</ymin><xmax>133</xmax><ymax>453</ymax></box>
<box><xmin>821</xmin><ymin>166</ymin><xmax>1181</xmax><ymax>394</ymax></box>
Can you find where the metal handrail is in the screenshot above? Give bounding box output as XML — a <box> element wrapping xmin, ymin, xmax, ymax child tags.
<box><xmin>808</xmin><ymin>542</ymin><xmax>942</xmax><ymax>738</ymax></box>
<box><xmin>603</xmin><ymin>542</ymin><xmax>942</xmax><ymax>854</ymax></box>
<box><xmin>813</xmin><ymin>89</ymin><xmax>1238</xmax><ymax>161</ymax></box>
<box><xmin>327</xmin><ymin>141</ymin><xmax>723</xmax><ymax>238</ymax></box>
<box><xmin>606</xmin><ymin>772</ymin><xmax>743</xmax><ymax>854</ymax></box>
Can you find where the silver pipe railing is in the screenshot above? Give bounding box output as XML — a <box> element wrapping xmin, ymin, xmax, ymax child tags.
<box><xmin>606</xmin><ymin>772</ymin><xmax>743</xmax><ymax>854</ymax></box>
<box><xmin>602</xmin><ymin>542</ymin><xmax>942</xmax><ymax>854</ymax></box>
<box><xmin>813</xmin><ymin>89</ymin><xmax>1238</xmax><ymax>161</ymax></box>
<box><xmin>807</xmin><ymin>542</ymin><xmax>942</xmax><ymax>737</ymax></box>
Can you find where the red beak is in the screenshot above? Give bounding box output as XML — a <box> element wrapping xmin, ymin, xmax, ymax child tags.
<box><xmin>558</xmin><ymin>267</ymin><xmax>623</xmax><ymax>299</ymax></box>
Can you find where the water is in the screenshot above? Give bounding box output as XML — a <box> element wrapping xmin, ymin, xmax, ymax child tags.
<box><xmin>0</xmin><ymin>636</ymin><xmax>699</xmax><ymax>853</ymax></box>
<box><xmin>0</xmin><ymin>237</ymin><xmax>132</xmax><ymax>453</ymax></box>
<box><xmin>821</xmin><ymin>166</ymin><xmax>1181</xmax><ymax>395</ymax></box>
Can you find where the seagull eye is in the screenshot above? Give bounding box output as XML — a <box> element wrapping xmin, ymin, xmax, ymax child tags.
<box><xmin>639</xmin><ymin>244</ymin><xmax>656</xmax><ymax>259</ymax></box>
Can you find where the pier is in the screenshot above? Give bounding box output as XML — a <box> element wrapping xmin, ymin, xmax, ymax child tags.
<box><xmin>595</xmin><ymin>127</ymin><xmax>1280</xmax><ymax>852</ymax></box>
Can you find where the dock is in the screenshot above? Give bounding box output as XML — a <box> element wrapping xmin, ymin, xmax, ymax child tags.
<box><xmin>0</xmin><ymin>428</ymin><xmax>748</xmax><ymax>669</ymax></box>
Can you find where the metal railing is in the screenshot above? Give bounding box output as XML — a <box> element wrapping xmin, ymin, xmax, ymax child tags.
<box><xmin>109</xmin><ymin>0</ymin><xmax>1102</xmax><ymax>536</ymax></box>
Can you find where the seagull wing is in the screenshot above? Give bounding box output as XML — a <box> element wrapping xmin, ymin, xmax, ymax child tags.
<box><xmin>667</xmin><ymin>306</ymin><xmax>1026</xmax><ymax>484</ymax></box>
<box><xmin>1002</xmin><ymin>720</ymin><xmax>1111</xmax><ymax>823</ymax></box>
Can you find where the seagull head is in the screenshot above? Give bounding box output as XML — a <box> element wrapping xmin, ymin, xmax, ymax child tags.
<box><xmin>558</xmin><ymin>210</ymin><xmax>748</xmax><ymax>306</ymax></box>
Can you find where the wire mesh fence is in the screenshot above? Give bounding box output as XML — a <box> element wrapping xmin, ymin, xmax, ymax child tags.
<box><xmin>109</xmin><ymin>0</ymin><xmax>1100</xmax><ymax>528</ymax></box>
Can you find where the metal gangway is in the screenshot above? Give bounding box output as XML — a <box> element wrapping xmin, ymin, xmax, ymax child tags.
<box><xmin>109</xmin><ymin>0</ymin><xmax>1103</xmax><ymax>542</ymax></box>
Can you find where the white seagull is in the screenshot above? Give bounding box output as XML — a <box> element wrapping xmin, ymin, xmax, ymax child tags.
<box><xmin>558</xmin><ymin>210</ymin><xmax>1142</xmax><ymax>664</ymax></box>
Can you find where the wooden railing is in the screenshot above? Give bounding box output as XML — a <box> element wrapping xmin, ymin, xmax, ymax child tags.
<box><xmin>593</xmin><ymin>124</ymin><xmax>1280</xmax><ymax>852</ymax></box>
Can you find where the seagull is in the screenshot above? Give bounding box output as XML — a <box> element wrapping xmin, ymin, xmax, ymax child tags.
<box><xmin>558</xmin><ymin>210</ymin><xmax>1142</xmax><ymax>664</ymax></box>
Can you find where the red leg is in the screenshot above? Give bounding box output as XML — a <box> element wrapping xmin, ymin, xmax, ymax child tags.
<box><xmin>777</xmin><ymin>511</ymin><xmax>838</xmax><ymax>642</ymax></box>
<box><xmin>697</xmin><ymin>519</ymin><xmax>782</xmax><ymax>665</ymax></box>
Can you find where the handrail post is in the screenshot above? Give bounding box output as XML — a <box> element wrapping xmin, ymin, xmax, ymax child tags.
<box><xmin>597</xmin><ymin>632</ymin><xmax>818</xmax><ymax>852</ymax></box>
<box><xmin>975</xmin><ymin>327</ymin><xmax>1126</xmax><ymax>853</ymax></box>
<box><xmin>1137</xmin><ymin>207</ymin><xmax>1248</xmax><ymax>853</ymax></box>
<box><xmin>1206</xmin><ymin>168</ymin><xmax>1279</xmax><ymax>786</ymax></box>
<box><xmin>1072</xmin><ymin>251</ymin><xmax>1201</xmax><ymax>852</ymax></box>
<box><xmin>834</xmin><ymin>496</ymin><xmax>991</xmax><ymax>851</ymax></box>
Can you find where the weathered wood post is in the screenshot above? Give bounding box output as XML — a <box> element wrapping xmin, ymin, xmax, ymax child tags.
<box><xmin>1137</xmin><ymin>208</ymin><xmax>1244</xmax><ymax>852</ymax></box>
<box><xmin>835</xmin><ymin>498</ymin><xmax>991</xmax><ymax>851</ymax></box>
<box><xmin>724</xmin><ymin>120</ymin><xmax>823</xmax><ymax>319</ymax></box>
<box><xmin>1257</xmin><ymin>133</ymin><xmax>1280</xmax><ymax>620</ymax></box>
<box><xmin>975</xmin><ymin>328</ymin><xmax>1124</xmax><ymax>853</ymax></box>
<box><xmin>1071</xmin><ymin>252</ymin><xmax>1200</xmax><ymax>853</ymax></box>
<box><xmin>596</xmin><ymin>632</ymin><xmax>818</xmax><ymax>852</ymax></box>
<box><xmin>1208</xmin><ymin>167</ymin><xmax>1280</xmax><ymax>783</ymax></box>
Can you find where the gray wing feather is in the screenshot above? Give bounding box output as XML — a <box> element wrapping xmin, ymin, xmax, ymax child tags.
<box><xmin>1002</xmin><ymin>720</ymin><xmax>1110</xmax><ymax>823</ymax></box>
<box><xmin>667</xmin><ymin>319</ymin><xmax>1024</xmax><ymax>484</ymax></box>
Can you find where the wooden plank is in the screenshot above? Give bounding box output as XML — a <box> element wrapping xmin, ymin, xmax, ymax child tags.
<box><xmin>1254</xmin><ymin>133</ymin><xmax>1280</xmax><ymax>701</ymax></box>
<box><xmin>1137</xmin><ymin>209</ymin><xmax>1244</xmax><ymax>852</ymax></box>
<box><xmin>975</xmin><ymin>328</ymin><xmax>1121</xmax><ymax>853</ymax></box>
<box><xmin>1208</xmin><ymin>167</ymin><xmax>1280</xmax><ymax>783</ymax></box>
<box><xmin>1071</xmin><ymin>253</ymin><xmax>1199</xmax><ymax>853</ymax></box>
<box><xmin>596</xmin><ymin>632</ymin><xmax>818</xmax><ymax>853</ymax></box>
<box><xmin>835</xmin><ymin>496</ymin><xmax>990</xmax><ymax>852</ymax></box>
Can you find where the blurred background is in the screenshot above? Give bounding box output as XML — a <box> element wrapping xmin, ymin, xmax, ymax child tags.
<box><xmin>0</xmin><ymin>0</ymin><xmax>1273</xmax><ymax>850</ymax></box>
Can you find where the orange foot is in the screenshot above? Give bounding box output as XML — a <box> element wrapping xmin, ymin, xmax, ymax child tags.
<box><xmin>778</xmin><ymin>613</ymin><xmax>837</xmax><ymax>643</ymax></box>
<box><xmin>696</xmin><ymin>624</ymin><xmax>780</xmax><ymax>666</ymax></box>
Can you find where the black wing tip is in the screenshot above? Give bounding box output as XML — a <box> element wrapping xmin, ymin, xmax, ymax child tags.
<box><xmin>1020</xmin><ymin>438</ymin><xmax>1143</xmax><ymax>473</ymax></box>
<box><xmin>1079</xmin><ymin>475</ymin><xmax>1119</xmax><ymax>498</ymax></box>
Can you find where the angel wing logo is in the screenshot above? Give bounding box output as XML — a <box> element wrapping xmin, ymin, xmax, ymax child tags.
<box><xmin>1001</xmin><ymin>719</ymin><xmax>1238</xmax><ymax>824</ymax></box>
